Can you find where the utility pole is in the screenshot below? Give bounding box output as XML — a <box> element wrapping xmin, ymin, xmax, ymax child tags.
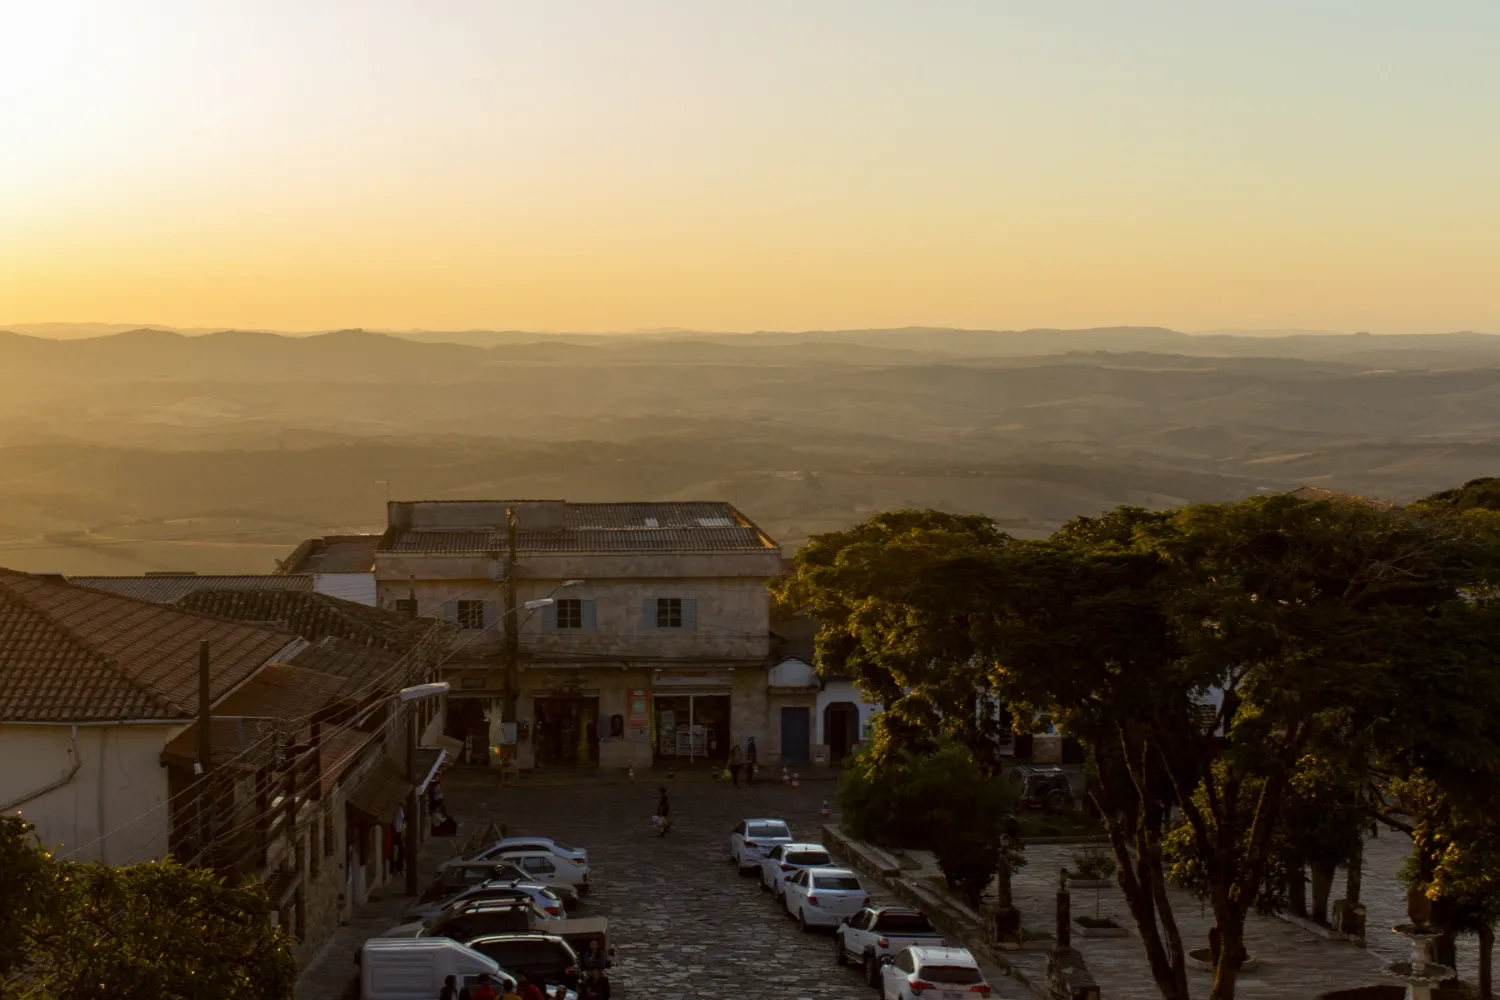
<box><xmin>197</xmin><ymin>641</ymin><xmax>213</xmax><ymax>859</ymax></box>
<box><xmin>404</xmin><ymin>700</ymin><xmax>419</xmax><ymax>896</ymax></box>
<box><xmin>503</xmin><ymin>506</ymin><xmax>519</xmax><ymax>724</ymax></box>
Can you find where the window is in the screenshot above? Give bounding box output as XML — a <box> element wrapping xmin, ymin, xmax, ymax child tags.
<box><xmin>918</xmin><ymin>966</ymin><xmax>983</xmax><ymax>985</ymax></box>
<box><xmin>521</xmin><ymin>856</ymin><xmax>555</xmax><ymax>875</ymax></box>
<box><xmin>393</xmin><ymin>598</ymin><xmax>418</xmax><ymax>618</ymax></box>
<box><xmin>874</xmin><ymin>912</ymin><xmax>936</xmax><ymax>934</ymax></box>
<box><xmin>556</xmin><ymin>599</ymin><xmax>582</xmax><ymax>629</ymax></box>
<box><xmin>456</xmin><ymin>600</ymin><xmax>486</xmax><ymax>629</ymax></box>
<box><xmin>733</xmin><ymin>822</ymin><xmax>746</xmax><ymax>836</ymax></box>
<box><xmin>749</xmin><ymin>822</ymin><xmax>790</xmax><ymax>839</ymax></box>
<box><xmin>813</xmin><ymin>874</ymin><xmax>863</xmax><ymax>891</ymax></box>
<box><xmin>895</xmin><ymin>951</ymin><xmax>916</xmax><ymax>974</ymax></box>
<box><xmin>787</xmin><ymin>851</ymin><xmax>831</xmax><ymax>866</ymax></box>
<box><xmin>767</xmin><ymin>846</ymin><xmax>783</xmax><ymax>861</ymax></box>
<box><xmin>656</xmin><ymin>597</ymin><xmax>681</xmax><ymax>628</ymax></box>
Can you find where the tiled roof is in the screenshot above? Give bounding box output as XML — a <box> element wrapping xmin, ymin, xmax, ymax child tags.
<box><xmin>289</xmin><ymin>637</ymin><xmax>407</xmax><ymax>695</ymax></box>
<box><xmin>0</xmin><ymin>570</ymin><xmax>297</xmax><ymax>722</ymax></box>
<box><xmin>346</xmin><ymin>755</ymin><xmax>413</xmax><ymax>822</ymax></box>
<box><xmin>379</xmin><ymin>501</ymin><xmax>778</xmax><ymax>555</ymax></box>
<box><xmin>68</xmin><ymin>574</ymin><xmax>313</xmax><ymax>605</ymax></box>
<box><xmin>176</xmin><ymin>590</ymin><xmax>435</xmax><ymax>656</ymax></box>
<box><xmin>280</xmin><ymin>535</ymin><xmax>380</xmax><ymax>574</ymax></box>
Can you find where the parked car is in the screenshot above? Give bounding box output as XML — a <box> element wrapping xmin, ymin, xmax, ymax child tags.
<box><xmin>759</xmin><ymin>842</ymin><xmax>833</xmax><ymax>899</ymax></box>
<box><xmin>1010</xmin><ymin>764</ymin><xmax>1074</xmax><ymax>812</ymax></box>
<box><xmin>879</xmin><ymin>945</ymin><xmax>991</xmax><ymax>999</ymax></box>
<box><xmin>782</xmin><ymin>867</ymin><xmax>870</xmax><ymax>931</ymax></box>
<box><xmin>462</xmin><ymin>932</ymin><xmax>581</xmax><ymax>991</ymax></box>
<box><xmin>422</xmin><ymin>861</ymin><xmax>579</xmax><ymax>909</ymax></box>
<box><xmin>728</xmin><ymin>818</ymin><xmax>794</xmax><ymax>874</ymax></box>
<box><xmin>494</xmin><ymin>849</ymin><xmax>592</xmax><ymax>896</ymax></box>
<box><xmin>454</xmin><ymin>837</ymin><xmax>589</xmax><ymax>868</ymax></box>
<box><xmin>404</xmin><ymin>884</ymin><xmax>559</xmax><ymax>923</ymax></box>
<box><xmin>545</xmin><ymin>915</ymin><xmax>610</xmax><ymax>963</ymax></box>
<box><xmin>384</xmin><ymin>893</ymin><xmax>552</xmax><ymax>938</ymax></box>
<box><xmin>834</xmin><ymin>906</ymin><xmax>947</xmax><ymax>987</ymax></box>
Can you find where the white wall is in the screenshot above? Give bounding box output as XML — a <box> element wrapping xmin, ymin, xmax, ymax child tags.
<box><xmin>0</xmin><ymin>723</ymin><xmax>177</xmax><ymax>864</ymax></box>
<box><xmin>314</xmin><ymin>572</ymin><xmax>377</xmax><ymax>606</ymax></box>
<box><xmin>815</xmin><ymin>679</ymin><xmax>881</xmax><ymax>744</ymax></box>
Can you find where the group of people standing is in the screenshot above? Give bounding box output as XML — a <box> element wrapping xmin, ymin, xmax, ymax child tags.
<box><xmin>725</xmin><ymin>736</ymin><xmax>758</xmax><ymax>786</ymax></box>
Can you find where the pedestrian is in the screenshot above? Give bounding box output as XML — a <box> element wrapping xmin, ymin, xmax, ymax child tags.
<box><xmin>499</xmin><ymin>977</ymin><xmax>521</xmax><ymax>1000</ymax></box>
<box><xmin>656</xmin><ymin>786</ymin><xmax>671</xmax><ymax>837</ymax></box>
<box><xmin>440</xmin><ymin>974</ymin><xmax>460</xmax><ymax>1000</ymax></box>
<box><xmin>745</xmin><ymin>736</ymin><xmax>758</xmax><ymax>785</ymax></box>
<box><xmin>727</xmin><ymin>742</ymin><xmax>743</xmax><ymax>787</ymax></box>
<box><xmin>582</xmin><ymin>968</ymin><xmax>612</xmax><ymax>1000</ymax></box>
<box><xmin>517</xmin><ymin>976</ymin><xmax>546</xmax><ymax>1000</ymax></box>
<box><xmin>469</xmin><ymin>973</ymin><xmax>500</xmax><ymax>1000</ymax></box>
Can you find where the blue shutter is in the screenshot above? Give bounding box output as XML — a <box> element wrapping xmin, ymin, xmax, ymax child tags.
<box><xmin>681</xmin><ymin>598</ymin><xmax>696</xmax><ymax>629</ymax></box>
<box><xmin>441</xmin><ymin>600</ymin><xmax>458</xmax><ymax>623</ymax></box>
<box><xmin>642</xmin><ymin>598</ymin><xmax>655</xmax><ymax>628</ymax></box>
<box><xmin>482</xmin><ymin>601</ymin><xmax>498</xmax><ymax>628</ymax></box>
<box><xmin>541</xmin><ymin>603</ymin><xmax>557</xmax><ymax>630</ymax></box>
<box><xmin>581</xmin><ymin>599</ymin><xmax>597</xmax><ymax>630</ymax></box>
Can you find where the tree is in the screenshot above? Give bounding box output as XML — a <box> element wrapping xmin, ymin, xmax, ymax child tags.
<box><xmin>840</xmin><ymin>737</ymin><xmax>1019</xmax><ymax>907</ymax></box>
<box><xmin>0</xmin><ymin>817</ymin><xmax>296</xmax><ymax>1000</ymax></box>
<box><xmin>782</xmin><ymin>494</ymin><xmax>1500</xmax><ymax>1000</ymax></box>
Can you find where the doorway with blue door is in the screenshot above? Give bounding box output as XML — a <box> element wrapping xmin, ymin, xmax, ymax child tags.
<box><xmin>780</xmin><ymin>706</ymin><xmax>811</xmax><ymax>766</ymax></box>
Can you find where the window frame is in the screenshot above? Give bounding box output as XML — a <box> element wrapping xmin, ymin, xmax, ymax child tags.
<box><xmin>555</xmin><ymin>598</ymin><xmax>583</xmax><ymax>629</ymax></box>
<box><xmin>455</xmin><ymin>599</ymin><xmax>486</xmax><ymax>630</ymax></box>
<box><xmin>656</xmin><ymin>597</ymin><xmax>683</xmax><ymax>628</ymax></box>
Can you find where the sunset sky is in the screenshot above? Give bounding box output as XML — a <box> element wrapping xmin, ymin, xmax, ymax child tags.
<box><xmin>3</xmin><ymin>2</ymin><xmax>1498</xmax><ymax>334</ymax></box>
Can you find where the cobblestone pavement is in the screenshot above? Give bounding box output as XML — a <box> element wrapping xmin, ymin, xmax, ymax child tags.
<box><xmin>437</xmin><ymin>772</ymin><xmax>1012</xmax><ymax>1000</ymax></box>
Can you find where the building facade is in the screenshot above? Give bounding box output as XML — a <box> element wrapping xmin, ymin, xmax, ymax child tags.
<box><xmin>279</xmin><ymin>535</ymin><xmax>381</xmax><ymax>606</ymax></box>
<box><xmin>374</xmin><ymin>500</ymin><xmax>784</xmax><ymax>770</ymax></box>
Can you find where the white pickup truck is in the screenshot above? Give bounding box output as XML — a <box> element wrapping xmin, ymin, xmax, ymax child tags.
<box><xmin>833</xmin><ymin>906</ymin><xmax>948</xmax><ymax>987</ymax></box>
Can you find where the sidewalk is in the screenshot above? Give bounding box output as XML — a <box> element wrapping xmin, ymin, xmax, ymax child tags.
<box><xmin>825</xmin><ymin>826</ymin><xmax>1397</xmax><ymax>1000</ymax></box>
<box><xmin>439</xmin><ymin>762</ymin><xmax>841</xmax><ymax>789</ymax></box>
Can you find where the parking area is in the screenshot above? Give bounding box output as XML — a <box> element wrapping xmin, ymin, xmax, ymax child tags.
<box><xmin>440</xmin><ymin>774</ymin><xmax>960</xmax><ymax>1000</ymax></box>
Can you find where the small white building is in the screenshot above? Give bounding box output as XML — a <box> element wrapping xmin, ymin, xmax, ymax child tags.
<box><xmin>279</xmin><ymin>535</ymin><xmax>381</xmax><ymax>606</ymax></box>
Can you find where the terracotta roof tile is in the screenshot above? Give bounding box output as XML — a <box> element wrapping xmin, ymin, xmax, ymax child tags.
<box><xmin>0</xmin><ymin>570</ymin><xmax>297</xmax><ymax>722</ymax></box>
<box><xmin>67</xmin><ymin>574</ymin><xmax>314</xmax><ymax>605</ymax></box>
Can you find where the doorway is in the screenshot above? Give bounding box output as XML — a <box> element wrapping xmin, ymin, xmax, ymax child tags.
<box><xmin>533</xmin><ymin>697</ymin><xmax>600</xmax><ymax>766</ymax></box>
<box><xmin>823</xmin><ymin>702</ymin><xmax>860</xmax><ymax>763</ymax></box>
<box><xmin>444</xmin><ymin>697</ymin><xmax>491</xmax><ymax>767</ymax></box>
<box><xmin>781</xmin><ymin>706</ymin><xmax>811</xmax><ymax>766</ymax></box>
<box><xmin>653</xmin><ymin>694</ymin><xmax>730</xmax><ymax>761</ymax></box>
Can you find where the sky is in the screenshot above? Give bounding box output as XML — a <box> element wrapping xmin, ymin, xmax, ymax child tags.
<box><xmin>3</xmin><ymin>1</ymin><xmax>1499</xmax><ymax>334</ymax></box>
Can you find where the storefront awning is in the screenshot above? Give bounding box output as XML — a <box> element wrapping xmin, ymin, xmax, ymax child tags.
<box><xmin>346</xmin><ymin>756</ymin><xmax>413</xmax><ymax>823</ymax></box>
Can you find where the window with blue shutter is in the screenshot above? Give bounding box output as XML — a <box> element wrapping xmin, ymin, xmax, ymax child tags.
<box><xmin>580</xmin><ymin>599</ymin><xmax>596</xmax><ymax>630</ymax></box>
<box><xmin>681</xmin><ymin>598</ymin><xmax>696</xmax><ymax>629</ymax></box>
<box><xmin>482</xmin><ymin>601</ymin><xmax>498</xmax><ymax>628</ymax></box>
<box><xmin>542</xmin><ymin>602</ymin><xmax>558</xmax><ymax>630</ymax></box>
<box><xmin>442</xmin><ymin>600</ymin><xmax>458</xmax><ymax>623</ymax></box>
<box><xmin>642</xmin><ymin>597</ymin><xmax>656</xmax><ymax>628</ymax></box>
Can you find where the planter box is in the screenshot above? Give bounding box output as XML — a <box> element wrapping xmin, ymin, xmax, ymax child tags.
<box><xmin>1075</xmin><ymin>918</ymin><xmax>1128</xmax><ymax>939</ymax></box>
<box><xmin>1067</xmin><ymin>878</ymin><xmax>1112</xmax><ymax>890</ymax></box>
<box><xmin>1187</xmin><ymin>948</ymin><xmax>1261</xmax><ymax>974</ymax></box>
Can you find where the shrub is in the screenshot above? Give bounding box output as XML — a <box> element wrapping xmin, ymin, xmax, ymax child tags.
<box><xmin>1071</xmin><ymin>848</ymin><xmax>1118</xmax><ymax>881</ymax></box>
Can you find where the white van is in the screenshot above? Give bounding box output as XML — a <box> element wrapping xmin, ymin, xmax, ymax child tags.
<box><xmin>360</xmin><ymin>937</ymin><xmax>503</xmax><ymax>1000</ymax></box>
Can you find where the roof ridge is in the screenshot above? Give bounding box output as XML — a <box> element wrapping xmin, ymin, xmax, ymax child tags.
<box><xmin>0</xmin><ymin>576</ymin><xmax>181</xmax><ymax>718</ymax></box>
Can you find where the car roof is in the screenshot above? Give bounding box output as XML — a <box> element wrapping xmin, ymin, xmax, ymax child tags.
<box><xmin>777</xmin><ymin>842</ymin><xmax>828</xmax><ymax>852</ymax></box>
<box><xmin>742</xmin><ymin>817</ymin><xmax>792</xmax><ymax>826</ymax></box>
<box><xmin>909</xmin><ymin>945</ymin><xmax>978</xmax><ymax>965</ymax></box>
<box><xmin>464</xmin><ymin>931</ymin><xmax>569</xmax><ymax>945</ymax></box>
<box><xmin>803</xmin><ymin>866</ymin><xmax>859</xmax><ymax>878</ymax></box>
<box><xmin>872</xmin><ymin>906</ymin><xmax>926</xmax><ymax>917</ymax></box>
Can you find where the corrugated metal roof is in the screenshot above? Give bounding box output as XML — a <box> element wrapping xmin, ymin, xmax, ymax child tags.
<box><xmin>378</xmin><ymin>501</ymin><xmax>777</xmax><ymax>555</ymax></box>
<box><xmin>69</xmin><ymin>574</ymin><xmax>314</xmax><ymax>605</ymax></box>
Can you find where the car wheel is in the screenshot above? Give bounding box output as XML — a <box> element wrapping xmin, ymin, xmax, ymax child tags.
<box><xmin>834</xmin><ymin>932</ymin><xmax>847</xmax><ymax>966</ymax></box>
<box><xmin>864</xmin><ymin>952</ymin><xmax>881</xmax><ymax>988</ymax></box>
<box><xmin>798</xmin><ymin>908</ymin><xmax>810</xmax><ymax>933</ymax></box>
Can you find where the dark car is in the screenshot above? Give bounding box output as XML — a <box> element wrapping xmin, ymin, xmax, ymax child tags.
<box><xmin>424</xmin><ymin>862</ymin><xmax>580</xmax><ymax>909</ymax></box>
<box><xmin>421</xmin><ymin>901</ymin><xmax>538</xmax><ymax>940</ymax></box>
<box><xmin>463</xmin><ymin>932</ymin><xmax>580</xmax><ymax>990</ymax></box>
<box><xmin>1010</xmin><ymin>764</ymin><xmax>1074</xmax><ymax>811</ymax></box>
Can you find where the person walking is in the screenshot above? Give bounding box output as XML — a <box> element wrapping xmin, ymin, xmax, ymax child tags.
<box><xmin>582</xmin><ymin>968</ymin><xmax>612</xmax><ymax>1000</ymax></box>
<box><xmin>727</xmin><ymin>742</ymin><xmax>743</xmax><ymax>787</ymax></box>
<box><xmin>469</xmin><ymin>973</ymin><xmax>501</xmax><ymax>1000</ymax></box>
<box><xmin>656</xmin><ymin>786</ymin><xmax>672</xmax><ymax>837</ymax></box>
<box><xmin>440</xmin><ymin>974</ymin><xmax>461</xmax><ymax>1000</ymax></box>
<box><xmin>745</xmin><ymin>736</ymin><xmax>759</xmax><ymax>785</ymax></box>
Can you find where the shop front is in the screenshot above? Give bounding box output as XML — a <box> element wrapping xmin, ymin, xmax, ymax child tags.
<box><xmin>651</xmin><ymin>670</ymin><xmax>733</xmax><ymax>763</ymax></box>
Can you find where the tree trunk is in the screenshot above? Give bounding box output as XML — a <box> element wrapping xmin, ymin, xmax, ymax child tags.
<box><xmin>1345</xmin><ymin>836</ymin><xmax>1363</xmax><ymax>907</ymax></box>
<box><xmin>1287</xmin><ymin>863</ymin><xmax>1308</xmax><ymax>918</ymax></box>
<box><xmin>1479</xmin><ymin>922</ymin><xmax>1493</xmax><ymax>1000</ymax></box>
<box><xmin>1209</xmin><ymin>909</ymin><xmax>1249</xmax><ymax>1000</ymax></box>
<box><xmin>1310</xmin><ymin>862</ymin><xmax>1335</xmax><ymax>926</ymax></box>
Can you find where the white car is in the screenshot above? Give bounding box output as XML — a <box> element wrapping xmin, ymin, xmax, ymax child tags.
<box><xmin>496</xmin><ymin>850</ymin><xmax>592</xmax><ymax>894</ymax></box>
<box><xmin>783</xmin><ymin>866</ymin><xmax>870</xmax><ymax>931</ymax></box>
<box><xmin>728</xmin><ymin>818</ymin><xmax>794</xmax><ymax>874</ymax></box>
<box><xmin>404</xmin><ymin>881</ymin><xmax>567</xmax><ymax>923</ymax></box>
<box><xmin>759</xmin><ymin>842</ymin><xmax>833</xmax><ymax>900</ymax></box>
<box><xmin>880</xmin><ymin>945</ymin><xmax>992</xmax><ymax>999</ymax></box>
<box><xmin>458</xmin><ymin>837</ymin><xmax>589</xmax><ymax>868</ymax></box>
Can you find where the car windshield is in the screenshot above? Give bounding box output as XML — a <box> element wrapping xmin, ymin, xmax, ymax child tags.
<box><xmin>786</xmin><ymin>851</ymin><xmax>831</xmax><ymax>866</ymax></box>
<box><xmin>876</xmin><ymin>913</ymin><xmax>937</xmax><ymax>934</ymax></box>
<box><xmin>812</xmin><ymin>875</ymin><xmax>862</xmax><ymax>891</ymax></box>
<box><xmin>749</xmin><ymin>823</ymin><xmax>790</xmax><ymax>839</ymax></box>
<box><xmin>919</xmin><ymin>965</ymin><xmax>982</xmax><ymax>985</ymax></box>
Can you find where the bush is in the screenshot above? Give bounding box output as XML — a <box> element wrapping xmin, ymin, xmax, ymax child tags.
<box><xmin>1071</xmin><ymin>848</ymin><xmax>1118</xmax><ymax>881</ymax></box>
<box><xmin>0</xmin><ymin>816</ymin><xmax>296</xmax><ymax>998</ymax></box>
<box><xmin>840</xmin><ymin>738</ymin><xmax>1018</xmax><ymax>907</ymax></box>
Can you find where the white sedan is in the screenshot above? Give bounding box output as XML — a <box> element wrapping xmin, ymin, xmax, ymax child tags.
<box><xmin>728</xmin><ymin>818</ymin><xmax>794</xmax><ymax>874</ymax></box>
<box><xmin>496</xmin><ymin>849</ymin><xmax>592</xmax><ymax>895</ymax></box>
<box><xmin>782</xmin><ymin>866</ymin><xmax>870</xmax><ymax>931</ymax></box>
<box><xmin>759</xmin><ymin>842</ymin><xmax>833</xmax><ymax>900</ymax></box>
<box><xmin>880</xmin><ymin>945</ymin><xmax>992</xmax><ymax>999</ymax></box>
<box><xmin>458</xmin><ymin>836</ymin><xmax>589</xmax><ymax>868</ymax></box>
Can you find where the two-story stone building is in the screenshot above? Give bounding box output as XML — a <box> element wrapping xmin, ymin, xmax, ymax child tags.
<box><xmin>374</xmin><ymin>500</ymin><xmax>785</xmax><ymax>771</ymax></box>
